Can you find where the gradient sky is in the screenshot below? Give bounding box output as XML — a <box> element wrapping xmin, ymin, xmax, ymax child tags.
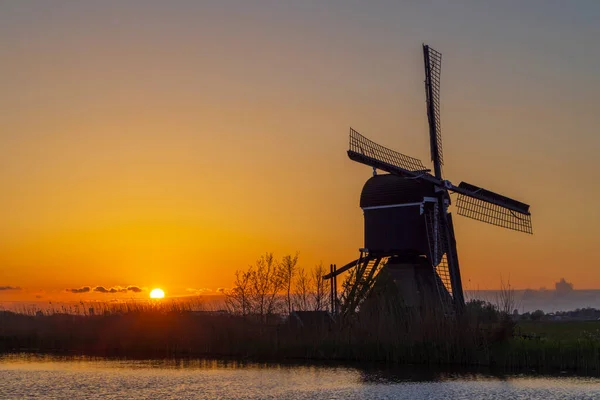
<box><xmin>1</xmin><ymin>1</ymin><xmax>599</xmax><ymax>301</ymax></box>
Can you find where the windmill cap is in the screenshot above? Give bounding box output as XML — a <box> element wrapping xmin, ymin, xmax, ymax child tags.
<box><xmin>360</xmin><ymin>174</ymin><xmax>436</xmax><ymax>208</ymax></box>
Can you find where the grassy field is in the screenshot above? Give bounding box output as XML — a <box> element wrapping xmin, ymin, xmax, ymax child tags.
<box><xmin>516</xmin><ymin>321</ymin><xmax>600</xmax><ymax>341</ymax></box>
<box><xmin>484</xmin><ymin>320</ymin><xmax>600</xmax><ymax>373</ymax></box>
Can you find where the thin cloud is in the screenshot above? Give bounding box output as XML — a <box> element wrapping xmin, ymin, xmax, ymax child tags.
<box><xmin>186</xmin><ymin>288</ymin><xmax>213</xmax><ymax>295</ymax></box>
<box><xmin>94</xmin><ymin>286</ymin><xmax>126</xmax><ymax>294</ymax></box>
<box><xmin>66</xmin><ymin>286</ymin><xmax>91</xmax><ymax>294</ymax></box>
<box><xmin>0</xmin><ymin>286</ymin><xmax>21</xmax><ymax>291</ymax></box>
<box><xmin>67</xmin><ymin>285</ymin><xmax>144</xmax><ymax>294</ymax></box>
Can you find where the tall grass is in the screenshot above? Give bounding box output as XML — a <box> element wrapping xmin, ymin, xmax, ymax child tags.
<box><xmin>1</xmin><ymin>309</ymin><xmax>599</xmax><ymax>373</ymax></box>
<box><xmin>1</xmin><ymin>298</ymin><xmax>599</xmax><ymax>373</ymax></box>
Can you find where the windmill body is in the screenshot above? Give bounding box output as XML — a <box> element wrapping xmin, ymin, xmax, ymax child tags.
<box><xmin>359</xmin><ymin>174</ymin><xmax>449</xmax><ymax>309</ymax></box>
<box><xmin>325</xmin><ymin>45</ymin><xmax>533</xmax><ymax>317</ymax></box>
<box><xmin>361</xmin><ymin>174</ymin><xmax>437</xmax><ymax>257</ymax></box>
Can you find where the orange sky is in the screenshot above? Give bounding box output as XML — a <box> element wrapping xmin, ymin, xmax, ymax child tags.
<box><xmin>1</xmin><ymin>2</ymin><xmax>600</xmax><ymax>302</ymax></box>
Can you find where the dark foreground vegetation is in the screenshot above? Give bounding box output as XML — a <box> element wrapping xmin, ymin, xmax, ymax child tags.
<box><xmin>2</xmin><ymin>255</ymin><xmax>599</xmax><ymax>373</ymax></box>
<box><xmin>1</xmin><ymin>300</ymin><xmax>599</xmax><ymax>374</ymax></box>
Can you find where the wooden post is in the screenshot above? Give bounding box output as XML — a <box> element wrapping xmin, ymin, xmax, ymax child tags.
<box><xmin>329</xmin><ymin>264</ymin><xmax>334</xmax><ymax>314</ymax></box>
<box><xmin>333</xmin><ymin>264</ymin><xmax>338</xmax><ymax>315</ymax></box>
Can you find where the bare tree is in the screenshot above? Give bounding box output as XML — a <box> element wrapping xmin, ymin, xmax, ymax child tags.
<box><xmin>249</xmin><ymin>252</ymin><xmax>284</xmax><ymax>317</ymax></box>
<box><xmin>225</xmin><ymin>268</ymin><xmax>252</xmax><ymax>315</ymax></box>
<box><xmin>496</xmin><ymin>277</ymin><xmax>516</xmax><ymax>316</ymax></box>
<box><xmin>225</xmin><ymin>253</ymin><xmax>285</xmax><ymax>318</ymax></box>
<box><xmin>294</xmin><ymin>266</ymin><xmax>311</xmax><ymax>311</ymax></box>
<box><xmin>311</xmin><ymin>262</ymin><xmax>328</xmax><ymax>311</ymax></box>
<box><xmin>280</xmin><ymin>252</ymin><xmax>299</xmax><ymax>314</ymax></box>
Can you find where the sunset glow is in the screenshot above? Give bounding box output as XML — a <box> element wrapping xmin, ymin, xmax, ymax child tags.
<box><xmin>149</xmin><ymin>289</ymin><xmax>165</xmax><ymax>299</ymax></box>
<box><xmin>1</xmin><ymin>2</ymin><xmax>599</xmax><ymax>305</ymax></box>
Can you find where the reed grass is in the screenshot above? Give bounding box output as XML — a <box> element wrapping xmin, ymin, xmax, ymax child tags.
<box><xmin>1</xmin><ymin>299</ymin><xmax>598</xmax><ymax>373</ymax></box>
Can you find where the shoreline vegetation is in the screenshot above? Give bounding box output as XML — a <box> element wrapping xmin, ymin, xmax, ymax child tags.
<box><xmin>2</xmin><ymin>253</ymin><xmax>599</xmax><ymax>374</ymax></box>
<box><xmin>1</xmin><ymin>305</ymin><xmax>599</xmax><ymax>374</ymax></box>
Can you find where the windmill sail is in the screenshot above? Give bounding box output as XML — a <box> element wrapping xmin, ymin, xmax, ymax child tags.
<box><xmin>424</xmin><ymin>200</ymin><xmax>465</xmax><ymax>307</ymax></box>
<box><xmin>424</xmin><ymin>201</ymin><xmax>451</xmax><ymax>292</ymax></box>
<box><xmin>454</xmin><ymin>181</ymin><xmax>533</xmax><ymax>234</ymax></box>
<box><xmin>348</xmin><ymin>128</ymin><xmax>428</xmax><ymax>174</ymax></box>
<box><xmin>423</xmin><ymin>45</ymin><xmax>443</xmax><ymax>178</ymax></box>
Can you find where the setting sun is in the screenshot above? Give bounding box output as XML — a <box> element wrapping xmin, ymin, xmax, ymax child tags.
<box><xmin>149</xmin><ymin>288</ymin><xmax>165</xmax><ymax>299</ymax></box>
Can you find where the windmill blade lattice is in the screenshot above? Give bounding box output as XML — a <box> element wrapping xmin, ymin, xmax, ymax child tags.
<box><xmin>455</xmin><ymin>182</ymin><xmax>533</xmax><ymax>234</ymax></box>
<box><xmin>349</xmin><ymin>128</ymin><xmax>428</xmax><ymax>173</ymax></box>
<box><xmin>424</xmin><ymin>45</ymin><xmax>444</xmax><ymax>171</ymax></box>
<box><xmin>423</xmin><ymin>201</ymin><xmax>453</xmax><ymax>299</ymax></box>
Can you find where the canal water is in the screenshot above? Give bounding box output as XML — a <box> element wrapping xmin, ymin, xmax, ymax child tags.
<box><xmin>1</xmin><ymin>354</ymin><xmax>599</xmax><ymax>399</ymax></box>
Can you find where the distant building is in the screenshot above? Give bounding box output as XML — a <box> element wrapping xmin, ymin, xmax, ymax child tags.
<box><xmin>555</xmin><ymin>278</ymin><xmax>574</xmax><ymax>295</ymax></box>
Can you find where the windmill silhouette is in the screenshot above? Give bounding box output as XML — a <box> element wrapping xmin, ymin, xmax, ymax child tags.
<box><xmin>325</xmin><ymin>44</ymin><xmax>532</xmax><ymax>316</ymax></box>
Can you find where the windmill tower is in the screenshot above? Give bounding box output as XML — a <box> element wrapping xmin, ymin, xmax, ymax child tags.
<box><xmin>325</xmin><ymin>44</ymin><xmax>532</xmax><ymax>316</ymax></box>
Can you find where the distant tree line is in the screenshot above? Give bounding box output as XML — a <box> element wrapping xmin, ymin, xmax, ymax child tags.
<box><xmin>224</xmin><ymin>252</ymin><xmax>331</xmax><ymax>318</ymax></box>
<box><xmin>517</xmin><ymin>307</ymin><xmax>600</xmax><ymax>321</ymax></box>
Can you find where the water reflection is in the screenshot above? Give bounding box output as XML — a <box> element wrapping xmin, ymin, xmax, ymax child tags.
<box><xmin>1</xmin><ymin>354</ymin><xmax>599</xmax><ymax>400</ymax></box>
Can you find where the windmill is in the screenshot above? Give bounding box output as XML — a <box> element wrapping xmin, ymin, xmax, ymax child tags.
<box><xmin>325</xmin><ymin>44</ymin><xmax>532</xmax><ymax>316</ymax></box>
